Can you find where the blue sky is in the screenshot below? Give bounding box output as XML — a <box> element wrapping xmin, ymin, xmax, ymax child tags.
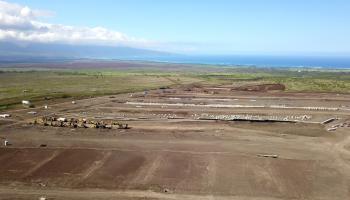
<box><xmin>2</xmin><ymin>0</ymin><xmax>350</xmax><ymax>55</ymax></box>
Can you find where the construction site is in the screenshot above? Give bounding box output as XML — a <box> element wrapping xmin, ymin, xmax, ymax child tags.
<box><xmin>0</xmin><ymin>83</ymin><xmax>350</xmax><ymax>200</ymax></box>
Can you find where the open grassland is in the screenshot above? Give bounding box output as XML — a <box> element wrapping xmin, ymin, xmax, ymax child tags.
<box><xmin>1</xmin><ymin>62</ymin><xmax>350</xmax><ymax>110</ymax></box>
<box><xmin>198</xmin><ymin>68</ymin><xmax>350</xmax><ymax>93</ymax></box>
<box><xmin>0</xmin><ymin>70</ymin><xmax>201</xmax><ymax>110</ymax></box>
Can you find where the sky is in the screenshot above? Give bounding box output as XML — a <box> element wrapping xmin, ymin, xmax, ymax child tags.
<box><xmin>1</xmin><ymin>0</ymin><xmax>350</xmax><ymax>55</ymax></box>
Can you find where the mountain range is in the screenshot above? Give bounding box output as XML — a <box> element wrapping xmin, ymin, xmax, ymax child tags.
<box><xmin>0</xmin><ymin>41</ymin><xmax>170</xmax><ymax>62</ymax></box>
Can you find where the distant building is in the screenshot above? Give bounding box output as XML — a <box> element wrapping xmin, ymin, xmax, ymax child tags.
<box><xmin>0</xmin><ymin>114</ymin><xmax>10</xmax><ymax>118</ymax></box>
<box><xmin>22</xmin><ymin>100</ymin><xmax>30</xmax><ymax>105</ymax></box>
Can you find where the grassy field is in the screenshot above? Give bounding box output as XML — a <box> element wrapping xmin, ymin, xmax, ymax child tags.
<box><xmin>198</xmin><ymin>68</ymin><xmax>350</xmax><ymax>93</ymax></box>
<box><xmin>1</xmin><ymin>63</ymin><xmax>350</xmax><ymax>110</ymax></box>
<box><xmin>0</xmin><ymin>70</ymin><xmax>201</xmax><ymax>110</ymax></box>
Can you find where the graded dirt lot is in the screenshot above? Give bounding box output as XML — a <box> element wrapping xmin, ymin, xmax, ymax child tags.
<box><xmin>0</xmin><ymin>84</ymin><xmax>350</xmax><ymax>200</ymax></box>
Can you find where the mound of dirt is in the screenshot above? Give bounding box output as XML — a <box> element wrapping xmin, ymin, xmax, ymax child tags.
<box><xmin>232</xmin><ymin>83</ymin><xmax>286</xmax><ymax>92</ymax></box>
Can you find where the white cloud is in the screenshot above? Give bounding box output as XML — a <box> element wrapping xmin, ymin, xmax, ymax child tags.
<box><xmin>0</xmin><ymin>0</ymin><xmax>152</xmax><ymax>48</ymax></box>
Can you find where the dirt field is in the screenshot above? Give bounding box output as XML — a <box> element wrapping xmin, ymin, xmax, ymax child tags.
<box><xmin>0</xmin><ymin>83</ymin><xmax>350</xmax><ymax>200</ymax></box>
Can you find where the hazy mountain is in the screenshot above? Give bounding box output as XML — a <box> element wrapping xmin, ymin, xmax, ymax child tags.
<box><xmin>0</xmin><ymin>41</ymin><xmax>171</xmax><ymax>62</ymax></box>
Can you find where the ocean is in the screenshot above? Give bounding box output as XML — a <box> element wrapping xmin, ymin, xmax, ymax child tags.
<box><xmin>128</xmin><ymin>55</ymin><xmax>350</xmax><ymax>69</ymax></box>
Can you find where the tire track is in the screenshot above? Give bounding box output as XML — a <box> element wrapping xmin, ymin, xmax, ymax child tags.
<box><xmin>21</xmin><ymin>149</ymin><xmax>61</xmax><ymax>178</ymax></box>
<box><xmin>80</xmin><ymin>151</ymin><xmax>112</xmax><ymax>180</ymax></box>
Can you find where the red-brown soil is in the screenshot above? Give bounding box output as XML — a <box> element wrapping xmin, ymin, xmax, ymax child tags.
<box><xmin>233</xmin><ymin>83</ymin><xmax>286</xmax><ymax>91</ymax></box>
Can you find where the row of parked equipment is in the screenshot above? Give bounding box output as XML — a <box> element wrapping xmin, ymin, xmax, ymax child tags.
<box><xmin>32</xmin><ymin>116</ymin><xmax>129</xmax><ymax>129</ymax></box>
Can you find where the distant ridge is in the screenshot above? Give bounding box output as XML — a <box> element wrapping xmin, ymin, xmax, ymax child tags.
<box><xmin>0</xmin><ymin>41</ymin><xmax>171</xmax><ymax>61</ymax></box>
